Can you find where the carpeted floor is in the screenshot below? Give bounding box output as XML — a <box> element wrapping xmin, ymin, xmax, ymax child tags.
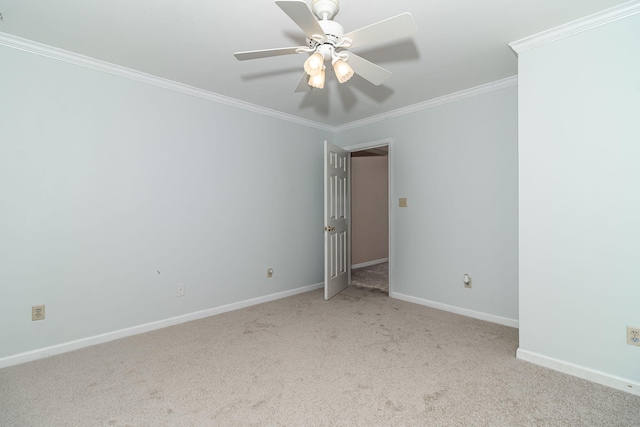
<box><xmin>1</xmin><ymin>286</ymin><xmax>639</xmax><ymax>426</ymax></box>
<box><xmin>351</xmin><ymin>262</ymin><xmax>388</xmax><ymax>292</ymax></box>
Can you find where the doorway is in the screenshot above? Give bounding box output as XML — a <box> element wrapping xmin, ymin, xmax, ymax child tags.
<box><xmin>345</xmin><ymin>139</ymin><xmax>392</xmax><ymax>295</ymax></box>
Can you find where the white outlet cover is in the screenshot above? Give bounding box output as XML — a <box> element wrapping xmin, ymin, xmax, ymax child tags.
<box><xmin>177</xmin><ymin>285</ymin><xmax>185</xmax><ymax>297</ymax></box>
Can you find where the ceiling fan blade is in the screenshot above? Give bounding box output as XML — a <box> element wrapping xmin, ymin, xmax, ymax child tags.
<box><xmin>341</xmin><ymin>13</ymin><xmax>417</xmax><ymax>50</ymax></box>
<box><xmin>345</xmin><ymin>53</ymin><xmax>392</xmax><ymax>86</ymax></box>
<box><xmin>234</xmin><ymin>46</ymin><xmax>306</xmax><ymax>61</ymax></box>
<box><xmin>295</xmin><ymin>73</ymin><xmax>312</xmax><ymax>92</ymax></box>
<box><xmin>276</xmin><ymin>1</ymin><xmax>325</xmax><ymax>39</ymax></box>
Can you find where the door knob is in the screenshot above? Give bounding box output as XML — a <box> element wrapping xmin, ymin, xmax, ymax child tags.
<box><xmin>323</xmin><ymin>226</ymin><xmax>335</xmax><ymax>232</ymax></box>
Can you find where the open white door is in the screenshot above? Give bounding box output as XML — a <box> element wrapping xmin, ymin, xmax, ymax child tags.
<box><xmin>324</xmin><ymin>141</ymin><xmax>350</xmax><ymax>300</ymax></box>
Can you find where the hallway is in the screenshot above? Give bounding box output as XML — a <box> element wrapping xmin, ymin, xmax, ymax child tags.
<box><xmin>351</xmin><ymin>262</ymin><xmax>388</xmax><ymax>293</ymax></box>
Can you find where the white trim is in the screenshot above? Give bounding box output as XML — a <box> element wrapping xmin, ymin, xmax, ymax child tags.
<box><xmin>517</xmin><ymin>348</ymin><xmax>640</xmax><ymax>396</ymax></box>
<box><xmin>343</xmin><ymin>138</ymin><xmax>393</xmax><ymax>152</ymax></box>
<box><xmin>352</xmin><ymin>258</ymin><xmax>389</xmax><ymax>269</ymax></box>
<box><xmin>335</xmin><ymin>77</ymin><xmax>518</xmax><ymax>132</ymax></box>
<box><xmin>509</xmin><ymin>1</ymin><xmax>640</xmax><ymax>54</ymax></box>
<box><xmin>0</xmin><ymin>282</ymin><xmax>323</xmax><ymax>369</ymax></box>
<box><xmin>0</xmin><ymin>31</ymin><xmax>520</xmax><ymax>133</ymax></box>
<box><xmin>0</xmin><ymin>32</ymin><xmax>333</xmax><ymax>132</ymax></box>
<box><xmin>391</xmin><ymin>292</ymin><xmax>519</xmax><ymax>328</ymax></box>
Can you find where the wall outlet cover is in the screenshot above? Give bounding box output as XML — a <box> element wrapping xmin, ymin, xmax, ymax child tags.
<box><xmin>32</xmin><ymin>305</ymin><xmax>45</xmax><ymax>321</ymax></box>
<box><xmin>628</xmin><ymin>326</ymin><xmax>640</xmax><ymax>346</ymax></box>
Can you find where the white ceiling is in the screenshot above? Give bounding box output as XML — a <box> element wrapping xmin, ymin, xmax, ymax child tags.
<box><xmin>0</xmin><ymin>0</ymin><xmax>627</xmax><ymax>127</ymax></box>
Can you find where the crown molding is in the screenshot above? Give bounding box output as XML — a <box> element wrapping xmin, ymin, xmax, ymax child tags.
<box><xmin>509</xmin><ymin>0</ymin><xmax>640</xmax><ymax>54</ymax></box>
<box><xmin>1</xmin><ymin>31</ymin><xmax>518</xmax><ymax>134</ymax></box>
<box><xmin>334</xmin><ymin>76</ymin><xmax>518</xmax><ymax>133</ymax></box>
<box><xmin>0</xmin><ymin>32</ymin><xmax>334</xmax><ymax>133</ymax></box>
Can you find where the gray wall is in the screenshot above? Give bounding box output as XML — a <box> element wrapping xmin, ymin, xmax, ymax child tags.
<box><xmin>0</xmin><ymin>38</ymin><xmax>519</xmax><ymax>365</ymax></box>
<box><xmin>337</xmin><ymin>86</ymin><xmax>519</xmax><ymax>324</ymax></box>
<box><xmin>0</xmin><ymin>44</ymin><xmax>330</xmax><ymax>361</ymax></box>
<box><xmin>518</xmin><ymin>13</ymin><xmax>640</xmax><ymax>385</ymax></box>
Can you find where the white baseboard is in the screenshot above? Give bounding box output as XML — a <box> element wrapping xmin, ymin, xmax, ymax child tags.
<box><xmin>0</xmin><ymin>282</ymin><xmax>323</xmax><ymax>369</ymax></box>
<box><xmin>352</xmin><ymin>258</ymin><xmax>389</xmax><ymax>269</ymax></box>
<box><xmin>517</xmin><ymin>348</ymin><xmax>640</xmax><ymax>396</ymax></box>
<box><xmin>390</xmin><ymin>292</ymin><xmax>519</xmax><ymax>328</ymax></box>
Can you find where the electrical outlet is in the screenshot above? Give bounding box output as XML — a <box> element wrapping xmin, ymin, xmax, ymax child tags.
<box><xmin>32</xmin><ymin>305</ymin><xmax>45</xmax><ymax>321</ymax></box>
<box><xmin>267</xmin><ymin>268</ymin><xmax>273</xmax><ymax>278</ymax></box>
<box><xmin>463</xmin><ymin>274</ymin><xmax>472</xmax><ymax>288</ymax></box>
<box><xmin>177</xmin><ymin>284</ymin><xmax>185</xmax><ymax>297</ymax></box>
<box><xmin>399</xmin><ymin>198</ymin><xmax>408</xmax><ymax>208</ymax></box>
<box><xmin>628</xmin><ymin>326</ymin><xmax>640</xmax><ymax>346</ymax></box>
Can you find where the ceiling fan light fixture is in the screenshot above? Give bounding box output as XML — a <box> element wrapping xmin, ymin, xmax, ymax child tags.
<box><xmin>304</xmin><ymin>52</ymin><xmax>325</xmax><ymax>76</ymax></box>
<box><xmin>308</xmin><ymin>68</ymin><xmax>326</xmax><ymax>89</ymax></box>
<box><xmin>332</xmin><ymin>58</ymin><xmax>354</xmax><ymax>84</ymax></box>
<box><xmin>233</xmin><ymin>1</ymin><xmax>418</xmax><ymax>92</ymax></box>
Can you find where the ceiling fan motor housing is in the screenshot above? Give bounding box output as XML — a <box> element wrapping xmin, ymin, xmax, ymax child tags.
<box><xmin>319</xmin><ymin>20</ymin><xmax>344</xmax><ymax>44</ymax></box>
<box><xmin>312</xmin><ymin>0</ymin><xmax>340</xmax><ymax>20</ymax></box>
<box><xmin>306</xmin><ymin>19</ymin><xmax>344</xmax><ymax>49</ymax></box>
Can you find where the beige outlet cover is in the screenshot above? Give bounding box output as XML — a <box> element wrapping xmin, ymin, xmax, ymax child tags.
<box><xmin>32</xmin><ymin>305</ymin><xmax>45</xmax><ymax>321</ymax></box>
<box><xmin>399</xmin><ymin>198</ymin><xmax>408</xmax><ymax>207</ymax></box>
<box><xmin>628</xmin><ymin>326</ymin><xmax>640</xmax><ymax>346</ymax></box>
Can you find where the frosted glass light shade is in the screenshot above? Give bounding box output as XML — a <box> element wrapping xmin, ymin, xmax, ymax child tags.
<box><xmin>308</xmin><ymin>68</ymin><xmax>325</xmax><ymax>89</ymax></box>
<box><xmin>304</xmin><ymin>52</ymin><xmax>325</xmax><ymax>76</ymax></box>
<box><xmin>333</xmin><ymin>59</ymin><xmax>354</xmax><ymax>83</ymax></box>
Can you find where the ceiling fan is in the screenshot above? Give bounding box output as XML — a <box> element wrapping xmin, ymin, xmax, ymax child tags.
<box><xmin>234</xmin><ymin>0</ymin><xmax>417</xmax><ymax>91</ymax></box>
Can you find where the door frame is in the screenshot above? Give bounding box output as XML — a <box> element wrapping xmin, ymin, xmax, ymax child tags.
<box><xmin>343</xmin><ymin>138</ymin><xmax>394</xmax><ymax>295</ymax></box>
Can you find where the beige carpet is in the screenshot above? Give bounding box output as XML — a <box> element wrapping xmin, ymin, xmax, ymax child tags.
<box><xmin>1</xmin><ymin>286</ymin><xmax>639</xmax><ymax>426</ymax></box>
